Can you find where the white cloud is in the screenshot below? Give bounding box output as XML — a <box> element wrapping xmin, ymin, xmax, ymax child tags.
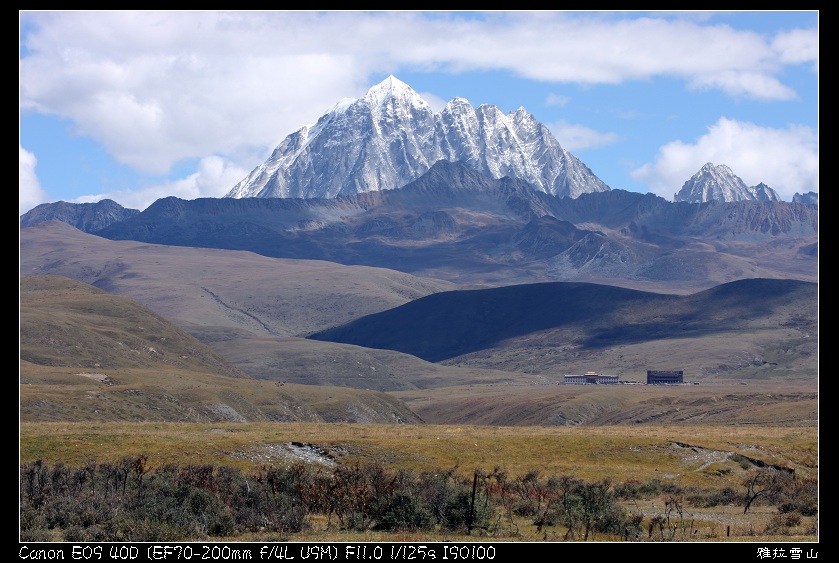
<box><xmin>686</xmin><ymin>70</ymin><xmax>797</xmax><ymax>101</ymax></box>
<box><xmin>19</xmin><ymin>11</ymin><xmax>815</xmax><ymax>177</ymax></box>
<box><xmin>20</xmin><ymin>11</ymin><xmax>370</xmax><ymax>176</ymax></box>
<box><xmin>773</xmin><ymin>28</ymin><xmax>819</xmax><ymax>73</ymax></box>
<box><xmin>73</xmin><ymin>156</ymin><xmax>248</xmax><ymax>211</ymax></box>
<box><xmin>631</xmin><ymin>117</ymin><xmax>818</xmax><ymax>201</ymax></box>
<box><xmin>19</xmin><ymin>145</ymin><xmax>50</xmax><ymax>216</ymax></box>
<box><xmin>444</xmin><ymin>13</ymin><xmax>796</xmax><ymax>100</ymax></box>
<box><xmin>547</xmin><ymin>120</ymin><xmax>619</xmax><ymax>151</ymax></box>
<box><xmin>545</xmin><ymin>93</ymin><xmax>570</xmax><ymax>108</ymax></box>
<box><xmin>416</xmin><ymin>90</ymin><xmax>448</xmax><ymax>113</ymax></box>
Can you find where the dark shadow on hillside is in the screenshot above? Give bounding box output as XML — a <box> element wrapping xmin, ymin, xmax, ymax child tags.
<box><xmin>309</xmin><ymin>278</ymin><xmax>817</xmax><ymax>362</ymax></box>
<box><xmin>309</xmin><ymin>282</ymin><xmax>673</xmax><ymax>362</ymax></box>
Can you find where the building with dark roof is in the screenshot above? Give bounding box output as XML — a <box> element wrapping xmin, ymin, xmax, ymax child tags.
<box><xmin>646</xmin><ymin>370</ymin><xmax>684</xmax><ymax>384</ymax></box>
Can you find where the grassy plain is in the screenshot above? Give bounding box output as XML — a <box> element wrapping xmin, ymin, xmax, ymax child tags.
<box><xmin>20</xmin><ymin>420</ymin><xmax>818</xmax><ymax>486</ymax></box>
<box><xmin>20</xmin><ymin>419</ymin><xmax>818</xmax><ymax>542</ymax></box>
<box><xmin>19</xmin><ymin>232</ymin><xmax>818</xmax><ymax>542</ymax></box>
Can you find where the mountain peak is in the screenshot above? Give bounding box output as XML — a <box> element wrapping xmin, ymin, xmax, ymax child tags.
<box><xmin>701</xmin><ymin>162</ymin><xmax>724</xmax><ymax>172</ymax></box>
<box><xmin>363</xmin><ymin>75</ymin><xmax>427</xmax><ymax>110</ymax></box>
<box><xmin>371</xmin><ymin>74</ymin><xmax>408</xmax><ymax>91</ymax></box>
<box><xmin>793</xmin><ymin>191</ymin><xmax>819</xmax><ymax>205</ymax></box>
<box><xmin>675</xmin><ymin>163</ymin><xmax>780</xmax><ymax>203</ymax></box>
<box><xmin>225</xmin><ymin>76</ymin><xmax>610</xmax><ymax>200</ymax></box>
<box><xmin>749</xmin><ymin>182</ymin><xmax>781</xmax><ymax>202</ymax></box>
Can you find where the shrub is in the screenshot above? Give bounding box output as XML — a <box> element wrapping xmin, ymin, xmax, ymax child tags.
<box><xmin>374</xmin><ymin>491</ymin><xmax>434</xmax><ymax>531</ymax></box>
<box><xmin>686</xmin><ymin>486</ymin><xmax>742</xmax><ymax>508</ymax></box>
<box><xmin>777</xmin><ymin>478</ymin><xmax>818</xmax><ymax>516</ymax></box>
<box><xmin>614</xmin><ymin>479</ymin><xmax>665</xmax><ymax>500</ymax></box>
<box><xmin>763</xmin><ymin>513</ymin><xmax>801</xmax><ymax>536</ymax></box>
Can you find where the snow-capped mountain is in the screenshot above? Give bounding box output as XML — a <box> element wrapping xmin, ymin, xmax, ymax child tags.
<box><xmin>225</xmin><ymin>76</ymin><xmax>610</xmax><ymax>200</ymax></box>
<box><xmin>793</xmin><ymin>191</ymin><xmax>818</xmax><ymax>206</ymax></box>
<box><xmin>674</xmin><ymin>163</ymin><xmax>781</xmax><ymax>203</ymax></box>
<box><xmin>747</xmin><ymin>183</ymin><xmax>781</xmax><ymax>202</ymax></box>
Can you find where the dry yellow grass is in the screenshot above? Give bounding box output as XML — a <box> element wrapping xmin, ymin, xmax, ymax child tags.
<box><xmin>20</xmin><ymin>421</ymin><xmax>817</xmax><ymax>490</ymax></box>
<box><xmin>24</xmin><ymin>420</ymin><xmax>817</xmax><ymax>543</ymax></box>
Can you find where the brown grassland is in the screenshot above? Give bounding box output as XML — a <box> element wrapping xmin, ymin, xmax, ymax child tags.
<box><xmin>19</xmin><ymin>251</ymin><xmax>818</xmax><ymax>544</ymax></box>
<box><xmin>20</xmin><ymin>417</ymin><xmax>818</xmax><ymax>542</ymax></box>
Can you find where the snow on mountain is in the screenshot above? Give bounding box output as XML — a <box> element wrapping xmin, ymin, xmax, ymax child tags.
<box><xmin>747</xmin><ymin>183</ymin><xmax>781</xmax><ymax>202</ymax></box>
<box><xmin>225</xmin><ymin>76</ymin><xmax>611</xmax><ymax>200</ymax></box>
<box><xmin>793</xmin><ymin>191</ymin><xmax>819</xmax><ymax>206</ymax></box>
<box><xmin>674</xmin><ymin>163</ymin><xmax>781</xmax><ymax>203</ymax></box>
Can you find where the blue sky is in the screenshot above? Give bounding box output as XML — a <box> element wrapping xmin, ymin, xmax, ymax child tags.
<box><xmin>19</xmin><ymin>11</ymin><xmax>818</xmax><ymax>215</ymax></box>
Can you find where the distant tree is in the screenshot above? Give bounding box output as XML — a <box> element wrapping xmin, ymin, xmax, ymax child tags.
<box><xmin>742</xmin><ymin>468</ymin><xmax>783</xmax><ymax>514</ymax></box>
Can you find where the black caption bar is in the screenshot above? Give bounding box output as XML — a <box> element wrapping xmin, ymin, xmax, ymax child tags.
<box><xmin>17</xmin><ymin>542</ymin><xmax>820</xmax><ymax>561</ymax></box>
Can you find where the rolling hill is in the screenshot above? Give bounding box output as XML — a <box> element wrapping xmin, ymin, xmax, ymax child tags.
<box><xmin>19</xmin><ymin>218</ymin><xmax>818</xmax><ymax>426</ymax></box>
<box><xmin>310</xmin><ymin>278</ymin><xmax>818</xmax><ymax>381</ymax></box>
<box><xmin>22</xmin><ymin>161</ymin><xmax>818</xmax><ymax>291</ymax></box>
<box><xmin>20</xmin><ymin>275</ymin><xmax>424</xmax><ymax>424</ymax></box>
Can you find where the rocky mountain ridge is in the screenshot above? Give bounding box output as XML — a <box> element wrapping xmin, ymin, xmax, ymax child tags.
<box><xmin>674</xmin><ymin>162</ymin><xmax>782</xmax><ymax>203</ymax></box>
<box><xmin>21</xmin><ymin>160</ymin><xmax>818</xmax><ymax>290</ymax></box>
<box><xmin>225</xmin><ymin>75</ymin><xmax>611</xmax><ymax>200</ymax></box>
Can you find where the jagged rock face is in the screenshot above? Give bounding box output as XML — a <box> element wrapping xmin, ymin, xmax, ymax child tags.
<box><xmin>225</xmin><ymin>76</ymin><xmax>611</xmax><ymax>200</ymax></box>
<box><xmin>674</xmin><ymin>163</ymin><xmax>781</xmax><ymax>203</ymax></box>
<box><xmin>793</xmin><ymin>191</ymin><xmax>819</xmax><ymax>205</ymax></box>
<box><xmin>18</xmin><ymin>199</ymin><xmax>140</xmax><ymax>232</ymax></box>
<box><xmin>21</xmin><ymin>161</ymin><xmax>818</xmax><ymax>289</ymax></box>
<box><xmin>749</xmin><ymin>183</ymin><xmax>781</xmax><ymax>202</ymax></box>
